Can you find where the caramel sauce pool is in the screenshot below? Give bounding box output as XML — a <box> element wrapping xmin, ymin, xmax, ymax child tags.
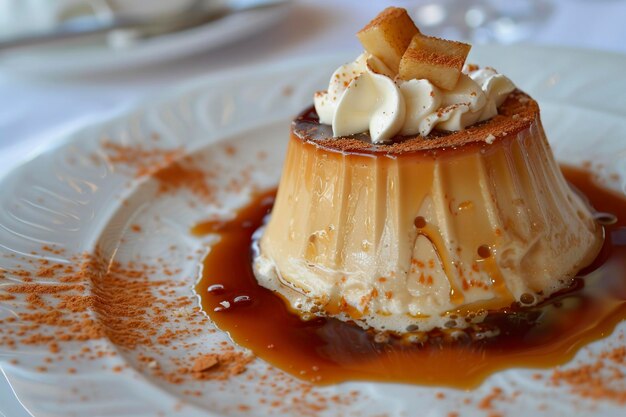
<box><xmin>193</xmin><ymin>166</ymin><xmax>626</xmax><ymax>389</ymax></box>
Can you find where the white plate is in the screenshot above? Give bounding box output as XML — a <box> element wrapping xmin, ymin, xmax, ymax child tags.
<box><xmin>1</xmin><ymin>45</ymin><xmax>626</xmax><ymax>417</ymax></box>
<box><xmin>0</xmin><ymin>2</ymin><xmax>290</xmax><ymax>76</ymax></box>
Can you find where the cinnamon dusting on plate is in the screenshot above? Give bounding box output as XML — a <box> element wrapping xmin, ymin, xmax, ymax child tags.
<box><xmin>550</xmin><ymin>345</ymin><xmax>626</xmax><ymax>405</ymax></box>
<box><xmin>97</xmin><ymin>141</ymin><xmax>251</xmax><ymax>202</ymax></box>
<box><xmin>0</xmin><ymin>240</ymin><xmax>368</xmax><ymax>414</ymax></box>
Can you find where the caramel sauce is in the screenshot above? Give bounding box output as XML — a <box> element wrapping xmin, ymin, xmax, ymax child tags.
<box><xmin>417</xmin><ymin>224</ymin><xmax>466</xmax><ymax>305</ymax></box>
<box><xmin>193</xmin><ymin>166</ymin><xmax>626</xmax><ymax>389</ymax></box>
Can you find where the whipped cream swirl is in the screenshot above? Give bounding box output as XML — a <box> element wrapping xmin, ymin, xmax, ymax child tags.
<box><xmin>314</xmin><ymin>53</ymin><xmax>516</xmax><ymax>143</ymax></box>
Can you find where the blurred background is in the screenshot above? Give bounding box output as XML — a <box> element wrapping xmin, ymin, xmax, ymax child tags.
<box><xmin>0</xmin><ymin>0</ymin><xmax>625</xmax><ymax>176</ymax></box>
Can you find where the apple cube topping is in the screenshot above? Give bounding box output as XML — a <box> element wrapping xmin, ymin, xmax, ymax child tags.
<box><xmin>357</xmin><ymin>7</ymin><xmax>419</xmax><ymax>74</ymax></box>
<box><xmin>357</xmin><ymin>7</ymin><xmax>472</xmax><ymax>91</ymax></box>
<box><xmin>399</xmin><ymin>34</ymin><xmax>471</xmax><ymax>90</ymax></box>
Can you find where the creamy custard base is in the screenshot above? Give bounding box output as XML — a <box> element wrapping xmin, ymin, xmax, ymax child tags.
<box><xmin>254</xmin><ymin>93</ymin><xmax>603</xmax><ymax>333</ymax></box>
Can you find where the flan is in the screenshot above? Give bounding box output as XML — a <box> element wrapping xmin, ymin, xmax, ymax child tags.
<box><xmin>254</xmin><ymin>91</ymin><xmax>602</xmax><ymax>333</ymax></box>
<box><xmin>253</xmin><ymin>7</ymin><xmax>603</xmax><ymax>333</ymax></box>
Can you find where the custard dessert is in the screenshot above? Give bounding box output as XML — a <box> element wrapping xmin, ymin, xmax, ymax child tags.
<box><xmin>254</xmin><ymin>7</ymin><xmax>603</xmax><ymax>333</ymax></box>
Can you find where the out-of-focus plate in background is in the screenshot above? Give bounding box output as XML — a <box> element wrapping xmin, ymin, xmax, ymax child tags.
<box><xmin>0</xmin><ymin>1</ymin><xmax>291</xmax><ymax>75</ymax></box>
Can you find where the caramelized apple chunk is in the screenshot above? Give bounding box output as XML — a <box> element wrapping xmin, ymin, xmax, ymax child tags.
<box><xmin>399</xmin><ymin>34</ymin><xmax>471</xmax><ymax>90</ymax></box>
<box><xmin>357</xmin><ymin>7</ymin><xmax>419</xmax><ymax>74</ymax></box>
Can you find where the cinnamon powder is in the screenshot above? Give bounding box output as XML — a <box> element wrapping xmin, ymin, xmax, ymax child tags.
<box><xmin>0</xmin><ymin>249</ymin><xmax>246</xmax><ymax>381</ymax></box>
<box><xmin>550</xmin><ymin>346</ymin><xmax>626</xmax><ymax>405</ymax></box>
<box><xmin>98</xmin><ymin>142</ymin><xmax>221</xmax><ymax>202</ymax></box>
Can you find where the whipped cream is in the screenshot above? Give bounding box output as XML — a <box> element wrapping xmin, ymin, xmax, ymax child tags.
<box><xmin>314</xmin><ymin>54</ymin><xmax>516</xmax><ymax>143</ymax></box>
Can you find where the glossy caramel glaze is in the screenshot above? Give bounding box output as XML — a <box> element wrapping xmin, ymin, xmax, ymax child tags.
<box><xmin>193</xmin><ymin>166</ymin><xmax>625</xmax><ymax>388</ymax></box>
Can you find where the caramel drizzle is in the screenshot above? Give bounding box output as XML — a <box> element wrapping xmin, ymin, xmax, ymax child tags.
<box><xmin>477</xmin><ymin>255</ymin><xmax>514</xmax><ymax>304</ymax></box>
<box><xmin>413</xmin><ymin>226</ymin><xmax>513</xmax><ymax>308</ymax></box>
<box><xmin>446</xmin><ymin>256</ymin><xmax>515</xmax><ymax>315</ymax></box>
<box><xmin>416</xmin><ymin>224</ymin><xmax>465</xmax><ymax>305</ymax></box>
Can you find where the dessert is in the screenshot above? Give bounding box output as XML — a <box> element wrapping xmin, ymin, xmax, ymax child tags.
<box><xmin>196</xmin><ymin>168</ymin><xmax>626</xmax><ymax>387</ymax></box>
<box><xmin>252</xmin><ymin>7</ymin><xmax>603</xmax><ymax>334</ymax></box>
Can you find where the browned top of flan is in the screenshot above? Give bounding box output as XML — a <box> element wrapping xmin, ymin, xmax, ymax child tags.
<box><xmin>292</xmin><ymin>89</ymin><xmax>539</xmax><ymax>155</ymax></box>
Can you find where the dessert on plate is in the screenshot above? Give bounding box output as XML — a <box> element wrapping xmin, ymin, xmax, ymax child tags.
<box><xmin>253</xmin><ymin>7</ymin><xmax>603</xmax><ymax>333</ymax></box>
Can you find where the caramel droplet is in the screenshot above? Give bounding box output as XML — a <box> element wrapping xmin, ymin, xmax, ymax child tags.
<box><xmin>594</xmin><ymin>212</ymin><xmax>618</xmax><ymax>226</ymax></box>
<box><xmin>477</xmin><ymin>245</ymin><xmax>491</xmax><ymax>259</ymax></box>
<box><xmin>233</xmin><ymin>295</ymin><xmax>252</xmax><ymax>305</ymax></box>
<box><xmin>520</xmin><ymin>293</ymin><xmax>535</xmax><ymax>305</ymax></box>
<box><xmin>414</xmin><ymin>216</ymin><xmax>427</xmax><ymax>229</ymax></box>
<box><xmin>207</xmin><ymin>284</ymin><xmax>225</xmax><ymax>295</ymax></box>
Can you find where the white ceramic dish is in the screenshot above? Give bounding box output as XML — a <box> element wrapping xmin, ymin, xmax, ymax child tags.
<box><xmin>1</xmin><ymin>45</ymin><xmax>626</xmax><ymax>417</ymax></box>
<box><xmin>0</xmin><ymin>1</ymin><xmax>290</xmax><ymax>76</ymax></box>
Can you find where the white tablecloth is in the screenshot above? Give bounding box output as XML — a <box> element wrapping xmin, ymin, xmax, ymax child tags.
<box><xmin>1</xmin><ymin>0</ymin><xmax>626</xmax><ymax>415</ymax></box>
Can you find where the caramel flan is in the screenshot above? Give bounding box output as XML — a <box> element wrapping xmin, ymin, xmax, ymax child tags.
<box><xmin>253</xmin><ymin>8</ymin><xmax>603</xmax><ymax>333</ymax></box>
